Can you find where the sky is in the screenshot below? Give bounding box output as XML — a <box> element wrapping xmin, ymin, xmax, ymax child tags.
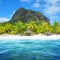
<box><xmin>0</xmin><ymin>0</ymin><xmax>60</xmax><ymax>24</ymax></box>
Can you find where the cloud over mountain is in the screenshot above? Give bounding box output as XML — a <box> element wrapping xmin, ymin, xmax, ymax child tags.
<box><xmin>0</xmin><ymin>17</ymin><xmax>9</xmax><ymax>23</ymax></box>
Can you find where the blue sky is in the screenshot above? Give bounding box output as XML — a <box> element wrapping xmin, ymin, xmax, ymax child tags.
<box><xmin>0</xmin><ymin>0</ymin><xmax>60</xmax><ymax>24</ymax></box>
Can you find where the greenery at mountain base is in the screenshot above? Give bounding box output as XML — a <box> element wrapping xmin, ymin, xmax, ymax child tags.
<box><xmin>0</xmin><ymin>21</ymin><xmax>60</xmax><ymax>35</ymax></box>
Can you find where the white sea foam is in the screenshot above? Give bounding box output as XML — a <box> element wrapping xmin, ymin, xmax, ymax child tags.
<box><xmin>0</xmin><ymin>34</ymin><xmax>60</xmax><ymax>40</ymax></box>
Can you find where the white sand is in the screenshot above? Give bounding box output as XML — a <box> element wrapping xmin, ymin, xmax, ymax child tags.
<box><xmin>0</xmin><ymin>34</ymin><xmax>60</xmax><ymax>40</ymax></box>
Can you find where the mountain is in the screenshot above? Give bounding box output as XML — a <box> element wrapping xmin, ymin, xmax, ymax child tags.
<box><xmin>10</xmin><ymin>8</ymin><xmax>50</xmax><ymax>24</ymax></box>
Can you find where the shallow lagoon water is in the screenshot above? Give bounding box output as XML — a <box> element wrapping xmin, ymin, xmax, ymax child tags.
<box><xmin>0</xmin><ymin>39</ymin><xmax>60</xmax><ymax>60</ymax></box>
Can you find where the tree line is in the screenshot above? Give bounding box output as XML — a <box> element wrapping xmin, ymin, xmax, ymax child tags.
<box><xmin>0</xmin><ymin>21</ymin><xmax>60</xmax><ymax>35</ymax></box>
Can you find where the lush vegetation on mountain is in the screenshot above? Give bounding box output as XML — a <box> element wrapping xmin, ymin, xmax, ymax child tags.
<box><xmin>0</xmin><ymin>21</ymin><xmax>60</xmax><ymax>35</ymax></box>
<box><xmin>9</xmin><ymin>8</ymin><xmax>50</xmax><ymax>24</ymax></box>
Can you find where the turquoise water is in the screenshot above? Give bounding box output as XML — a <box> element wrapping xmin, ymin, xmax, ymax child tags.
<box><xmin>0</xmin><ymin>39</ymin><xmax>60</xmax><ymax>60</ymax></box>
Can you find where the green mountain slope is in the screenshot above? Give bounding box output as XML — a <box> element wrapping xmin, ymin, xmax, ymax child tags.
<box><xmin>10</xmin><ymin>8</ymin><xmax>50</xmax><ymax>24</ymax></box>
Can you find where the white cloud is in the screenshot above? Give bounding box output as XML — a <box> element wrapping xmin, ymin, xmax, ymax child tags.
<box><xmin>20</xmin><ymin>0</ymin><xmax>41</xmax><ymax>3</ymax></box>
<box><xmin>33</xmin><ymin>2</ymin><xmax>41</xmax><ymax>8</ymax></box>
<box><xmin>43</xmin><ymin>0</ymin><xmax>60</xmax><ymax>13</ymax></box>
<box><xmin>43</xmin><ymin>0</ymin><xmax>60</xmax><ymax>23</ymax></box>
<box><xmin>10</xmin><ymin>11</ymin><xmax>15</xmax><ymax>18</ymax></box>
<box><xmin>44</xmin><ymin>0</ymin><xmax>58</xmax><ymax>5</ymax></box>
<box><xmin>50</xmin><ymin>15</ymin><xmax>60</xmax><ymax>24</ymax></box>
<box><xmin>0</xmin><ymin>17</ymin><xmax>9</xmax><ymax>23</ymax></box>
<box><xmin>20</xmin><ymin>0</ymin><xmax>41</xmax><ymax>8</ymax></box>
<box><xmin>36</xmin><ymin>0</ymin><xmax>40</xmax><ymax>2</ymax></box>
<box><xmin>33</xmin><ymin>0</ymin><xmax>41</xmax><ymax>8</ymax></box>
<box><xmin>44</xmin><ymin>6</ymin><xmax>60</xmax><ymax>15</ymax></box>
<box><xmin>20</xmin><ymin>0</ymin><xmax>32</xmax><ymax>3</ymax></box>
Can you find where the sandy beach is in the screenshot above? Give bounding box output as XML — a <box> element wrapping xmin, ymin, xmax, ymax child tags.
<box><xmin>0</xmin><ymin>34</ymin><xmax>60</xmax><ymax>40</ymax></box>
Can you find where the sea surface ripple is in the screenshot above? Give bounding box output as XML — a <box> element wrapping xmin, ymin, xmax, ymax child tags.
<box><xmin>0</xmin><ymin>39</ymin><xmax>60</xmax><ymax>60</ymax></box>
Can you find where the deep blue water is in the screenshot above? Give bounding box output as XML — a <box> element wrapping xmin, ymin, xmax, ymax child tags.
<box><xmin>0</xmin><ymin>39</ymin><xmax>60</xmax><ymax>60</ymax></box>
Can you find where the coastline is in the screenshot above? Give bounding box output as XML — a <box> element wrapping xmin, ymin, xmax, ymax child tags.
<box><xmin>0</xmin><ymin>34</ymin><xmax>60</xmax><ymax>40</ymax></box>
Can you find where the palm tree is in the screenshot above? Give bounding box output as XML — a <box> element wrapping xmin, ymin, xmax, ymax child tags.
<box><xmin>3</xmin><ymin>23</ymin><xmax>14</xmax><ymax>34</ymax></box>
<box><xmin>56</xmin><ymin>25</ymin><xmax>60</xmax><ymax>34</ymax></box>
<box><xmin>15</xmin><ymin>21</ymin><xmax>26</xmax><ymax>35</ymax></box>
<box><xmin>52</xmin><ymin>21</ymin><xmax>59</xmax><ymax>34</ymax></box>
<box><xmin>40</xmin><ymin>22</ymin><xmax>50</xmax><ymax>33</ymax></box>
<box><xmin>0</xmin><ymin>24</ymin><xmax>5</xmax><ymax>34</ymax></box>
<box><xmin>27</xmin><ymin>21</ymin><xmax>38</xmax><ymax>34</ymax></box>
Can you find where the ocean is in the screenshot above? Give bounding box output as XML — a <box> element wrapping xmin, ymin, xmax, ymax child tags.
<box><xmin>0</xmin><ymin>39</ymin><xmax>60</xmax><ymax>60</ymax></box>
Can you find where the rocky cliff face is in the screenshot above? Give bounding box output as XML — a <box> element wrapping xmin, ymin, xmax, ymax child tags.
<box><xmin>10</xmin><ymin>8</ymin><xmax>50</xmax><ymax>24</ymax></box>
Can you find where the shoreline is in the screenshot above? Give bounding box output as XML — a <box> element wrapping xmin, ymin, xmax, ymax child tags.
<box><xmin>0</xmin><ymin>34</ymin><xmax>60</xmax><ymax>40</ymax></box>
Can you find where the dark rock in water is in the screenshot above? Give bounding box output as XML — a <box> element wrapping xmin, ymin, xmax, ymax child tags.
<box><xmin>10</xmin><ymin>7</ymin><xmax>50</xmax><ymax>24</ymax></box>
